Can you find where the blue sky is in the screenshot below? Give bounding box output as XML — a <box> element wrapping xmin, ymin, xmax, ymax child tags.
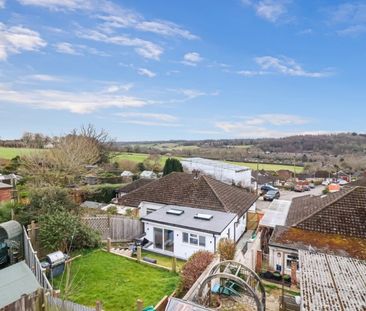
<box><xmin>0</xmin><ymin>0</ymin><xmax>365</xmax><ymax>141</ymax></box>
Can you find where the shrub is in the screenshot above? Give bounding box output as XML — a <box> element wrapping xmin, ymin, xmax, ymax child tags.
<box><xmin>177</xmin><ymin>251</ymin><xmax>214</xmax><ymax>296</ymax></box>
<box><xmin>39</xmin><ymin>211</ymin><xmax>101</xmax><ymax>252</ymax></box>
<box><xmin>218</xmin><ymin>238</ymin><xmax>236</xmax><ymax>261</ymax></box>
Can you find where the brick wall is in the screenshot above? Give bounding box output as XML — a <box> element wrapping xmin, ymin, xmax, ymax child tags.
<box><xmin>0</xmin><ymin>188</ymin><xmax>12</xmax><ymax>202</ymax></box>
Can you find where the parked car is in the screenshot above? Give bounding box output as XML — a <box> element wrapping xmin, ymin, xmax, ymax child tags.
<box><xmin>294</xmin><ymin>185</ymin><xmax>304</xmax><ymax>192</ymax></box>
<box><xmin>263</xmin><ymin>190</ymin><xmax>280</xmax><ymax>201</ymax></box>
<box><xmin>260</xmin><ymin>184</ymin><xmax>278</xmax><ymax>195</ymax></box>
<box><xmin>309</xmin><ymin>183</ymin><xmax>315</xmax><ymax>189</ymax></box>
<box><xmin>303</xmin><ymin>185</ymin><xmax>311</xmax><ymax>191</ymax></box>
<box><xmin>322</xmin><ymin>180</ymin><xmax>330</xmax><ymax>186</ymax></box>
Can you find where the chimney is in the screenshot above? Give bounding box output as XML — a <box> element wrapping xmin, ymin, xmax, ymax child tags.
<box><xmin>192</xmin><ymin>169</ymin><xmax>200</xmax><ymax>179</ymax></box>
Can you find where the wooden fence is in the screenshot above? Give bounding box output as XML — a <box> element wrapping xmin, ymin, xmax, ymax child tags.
<box><xmin>82</xmin><ymin>215</ymin><xmax>144</xmax><ymax>242</ymax></box>
<box><xmin>46</xmin><ymin>296</ymin><xmax>97</xmax><ymax>311</ymax></box>
<box><xmin>23</xmin><ymin>227</ymin><xmax>53</xmax><ymax>291</ymax></box>
<box><xmin>0</xmin><ymin>289</ymin><xmax>43</xmax><ymax>311</ymax></box>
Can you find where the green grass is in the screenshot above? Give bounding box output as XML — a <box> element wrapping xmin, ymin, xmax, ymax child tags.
<box><xmin>141</xmin><ymin>250</ymin><xmax>186</xmax><ymax>271</ymax></box>
<box><xmin>54</xmin><ymin>250</ymin><xmax>179</xmax><ymax>311</ymax></box>
<box><xmin>0</xmin><ymin>147</ymin><xmax>42</xmax><ymax>160</ymax></box>
<box><xmin>112</xmin><ymin>152</ymin><xmax>169</xmax><ymax>166</ymax></box>
<box><xmin>112</xmin><ymin>152</ymin><xmax>303</xmax><ymax>173</ymax></box>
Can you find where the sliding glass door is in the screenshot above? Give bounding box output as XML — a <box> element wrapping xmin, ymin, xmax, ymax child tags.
<box><xmin>153</xmin><ymin>227</ymin><xmax>174</xmax><ymax>252</ymax></box>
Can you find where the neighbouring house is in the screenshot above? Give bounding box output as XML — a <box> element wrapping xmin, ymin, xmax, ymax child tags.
<box><xmin>83</xmin><ymin>174</ymin><xmax>98</xmax><ymax>185</ymax></box>
<box><xmin>251</xmin><ymin>171</ymin><xmax>275</xmax><ymax>191</ymax></box>
<box><xmin>43</xmin><ymin>142</ymin><xmax>54</xmax><ymax>149</ymax></box>
<box><xmin>118</xmin><ymin>172</ymin><xmax>258</xmax><ymax>259</ymax></box>
<box><xmin>181</xmin><ymin>157</ymin><xmax>251</xmax><ymax>188</ymax></box>
<box><xmin>266</xmin><ymin>186</ymin><xmax>366</xmax><ymax>279</ymax></box>
<box><xmin>0</xmin><ymin>182</ymin><xmax>12</xmax><ymax>202</ymax></box>
<box><xmin>299</xmin><ymin>250</ymin><xmax>366</xmax><ymax>311</ymax></box>
<box><xmin>0</xmin><ymin>174</ymin><xmax>22</xmax><ymax>186</ymax></box>
<box><xmin>120</xmin><ymin>170</ymin><xmax>134</xmax><ymax>182</ymax></box>
<box><xmin>116</xmin><ymin>178</ymin><xmax>154</xmax><ymax>198</ymax></box>
<box><xmin>80</xmin><ymin>200</ymin><xmax>108</xmax><ymax>209</ymax></box>
<box><xmin>140</xmin><ymin>170</ymin><xmax>157</xmax><ymax>179</ymax></box>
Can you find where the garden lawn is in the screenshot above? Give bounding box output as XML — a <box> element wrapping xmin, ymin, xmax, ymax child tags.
<box><xmin>141</xmin><ymin>250</ymin><xmax>186</xmax><ymax>271</ymax></box>
<box><xmin>54</xmin><ymin>250</ymin><xmax>179</xmax><ymax>311</ymax></box>
<box><xmin>0</xmin><ymin>147</ymin><xmax>42</xmax><ymax>160</ymax></box>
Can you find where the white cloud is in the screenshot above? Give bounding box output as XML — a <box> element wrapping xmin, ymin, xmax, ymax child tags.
<box><xmin>0</xmin><ymin>0</ymin><xmax>5</xmax><ymax>8</ymax></box>
<box><xmin>215</xmin><ymin>114</ymin><xmax>311</xmax><ymax>138</ymax></box>
<box><xmin>19</xmin><ymin>0</ymin><xmax>198</xmax><ymax>40</ymax></box>
<box><xmin>100</xmin><ymin>15</ymin><xmax>198</xmax><ymax>40</ymax></box>
<box><xmin>54</xmin><ymin>42</ymin><xmax>79</xmax><ymax>55</ymax></box>
<box><xmin>182</xmin><ymin>52</ymin><xmax>202</xmax><ymax>66</ymax></box>
<box><xmin>17</xmin><ymin>0</ymin><xmax>94</xmax><ymax>11</ymax></box>
<box><xmin>137</xmin><ymin>68</ymin><xmax>156</xmax><ymax>78</ymax></box>
<box><xmin>26</xmin><ymin>74</ymin><xmax>62</xmax><ymax>81</ymax></box>
<box><xmin>175</xmin><ymin>89</ymin><xmax>207</xmax><ymax>99</ymax></box>
<box><xmin>123</xmin><ymin>120</ymin><xmax>181</xmax><ymax>127</ymax></box>
<box><xmin>242</xmin><ymin>0</ymin><xmax>290</xmax><ymax>23</ymax></box>
<box><xmin>255</xmin><ymin>56</ymin><xmax>330</xmax><ymax>77</ymax></box>
<box><xmin>116</xmin><ymin>112</ymin><xmax>177</xmax><ymax>122</ymax></box>
<box><xmin>0</xmin><ymin>85</ymin><xmax>147</xmax><ymax>114</ymax></box>
<box><xmin>0</xmin><ymin>23</ymin><xmax>46</xmax><ymax>61</ymax></box>
<box><xmin>77</xmin><ymin>29</ymin><xmax>163</xmax><ymax>60</ymax></box>
<box><xmin>103</xmin><ymin>83</ymin><xmax>133</xmax><ymax>93</ymax></box>
<box><xmin>235</xmin><ymin>56</ymin><xmax>331</xmax><ymax>78</ymax></box>
<box><xmin>329</xmin><ymin>3</ymin><xmax>366</xmax><ymax>36</ymax></box>
<box><xmin>54</xmin><ymin>42</ymin><xmax>109</xmax><ymax>56</ymax></box>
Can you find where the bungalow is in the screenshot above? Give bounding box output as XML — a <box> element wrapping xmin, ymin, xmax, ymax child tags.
<box><xmin>120</xmin><ymin>170</ymin><xmax>134</xmax><ymax>183</ymax></box>
<box><xmin>266</xmin><ymin>186</ymin><xmax>366</xmax><ymax>279</ymax></box>
<box><xmin>116</xmin><ymin>178</ymin><xmax>154</xmax><ymax>198</ymax></box>
<box><xmin>118</xmin><ymin>172</ymin><xmax>258</xmax><ymax>259</ymax></box>
<box><xmin>140</xmin><ymin>170</ymin><xmax>157</xmax><ymax>179</ymax></box>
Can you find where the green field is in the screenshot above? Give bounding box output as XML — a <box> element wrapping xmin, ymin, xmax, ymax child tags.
<box><xmin>0</xmin><ymin>147</ymin><xmax>42</xmax><ymax>160</ymax></box>
<box><xmin>54</xmin><ymin>250</ymin><xmax>179</xmax><ymax>311</ymax></box>
<box><xmin>112</xmin><ymin>152</ymin><xmax>303</xmax><ymax>173</ymax></box>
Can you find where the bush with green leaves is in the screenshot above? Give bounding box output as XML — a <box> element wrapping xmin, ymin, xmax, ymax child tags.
<box><xmin>0</xmin><ymin>201</ymin><xmax>16</xmax><ymax>223</ymax></box>
<box><xmin>39</xmin><ymin>211</ymin><xmax>100</xmax><ymax>252</ymax></box>
<box><xmin>14</xmin><ymin>186</ymin><xmax>78</xmax><ymax>225</ymax></box>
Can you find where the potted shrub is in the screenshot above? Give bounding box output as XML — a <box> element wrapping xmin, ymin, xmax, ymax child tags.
<box><xmin>283</xmin><ymin>274</ymin><xmax>291</xmax><ymax>283</ymax></box>
<box><xmin>273</xmin><ymin>272</ymin><xmax>282</xmax><ymax>281</ymax></box>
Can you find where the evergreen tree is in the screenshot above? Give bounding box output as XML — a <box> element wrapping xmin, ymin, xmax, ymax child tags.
<box><xmin>163</xmin><ymin>158</ymin><xmax>183</xmax><ymax>176</ymax></box>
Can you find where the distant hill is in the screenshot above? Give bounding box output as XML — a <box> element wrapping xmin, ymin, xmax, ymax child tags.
<box><xmin>116</xmin><ymin>133</ymin><xmax>366</xmax><ymax>155</ymax></box>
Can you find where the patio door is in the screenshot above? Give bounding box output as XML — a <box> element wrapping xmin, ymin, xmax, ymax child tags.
<box><xmin>153</xmin><ymin>227</ymin><xmax>174</xmax><ymax>252</ymax></box>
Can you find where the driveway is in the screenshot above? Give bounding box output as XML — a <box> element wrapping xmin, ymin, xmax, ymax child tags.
<box><xmin>256</xmin><ymin>185</ymin><xmax>325</xmax><ymax>212</ymax></box>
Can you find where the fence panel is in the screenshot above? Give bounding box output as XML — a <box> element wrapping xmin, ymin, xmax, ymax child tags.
<box><xmin>82</xmin><ymin>215</ymin><xmax>143</xmax><ymax>242</ymax></box>
<box><xmin>47</xmin><ymin>296</ymin><xmax>95</xmax><ymax>311</ymax></box>
<box><xmin>82</xmin><ymin>216</ymin><xmax>109</xmax><ymax>240</ymax></box>
<box><xmin>23</xmin><ymin>227</ymin><xmax>53</xmax><ymax>291</ymax></box>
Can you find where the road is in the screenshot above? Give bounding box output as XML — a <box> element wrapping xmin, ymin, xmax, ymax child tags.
<box><xmin>256</xmin><ymin>185</ymin><xmax>325</xmax><ymax>211</ymax></box>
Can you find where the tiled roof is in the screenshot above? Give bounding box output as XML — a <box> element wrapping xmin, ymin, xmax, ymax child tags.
<box><xmin>269</xmin><ymin>226</ymin><xmax>366</xmax><ymax>260</ymax></box>
<box><xmin>118</xmin><ymin>172</ymin><xmax>257</xmax><ymax>216</ymax></box>
<box><xmin>117</xmin><ymin>178</ymin><xmax>154</xmax><ymax>194</ymax></box>
<box><xmin>286</xmin><ymin>187</ymin><xmax>366</xmax><ymax>238</ymax></box>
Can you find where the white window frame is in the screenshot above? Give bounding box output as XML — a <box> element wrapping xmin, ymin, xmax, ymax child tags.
<box><xmin>182</xmin><ymin>232</ymin><xmax>206</xmax><ymax>248</ymax></box>
<box><xmin>285</xmin><ymin>254</ymin><xmax>299</xmax><ymax>271</ymax></box>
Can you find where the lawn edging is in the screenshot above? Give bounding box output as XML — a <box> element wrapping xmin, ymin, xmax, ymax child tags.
<box><xmin>102</xmin><ymin>248</ymin><xmax>176</xmax><ymax>273</ymax></box>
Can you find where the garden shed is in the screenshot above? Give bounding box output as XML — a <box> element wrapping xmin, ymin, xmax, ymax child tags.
<box><xmin>0</xmin><ymin>220</ymin><xmax>22</xmax><ymax>242</ymax></box>
<box><xmin>0</xmin><ymin>220</ymin><xmax>23</xmax><ymax>264</ymax></box>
